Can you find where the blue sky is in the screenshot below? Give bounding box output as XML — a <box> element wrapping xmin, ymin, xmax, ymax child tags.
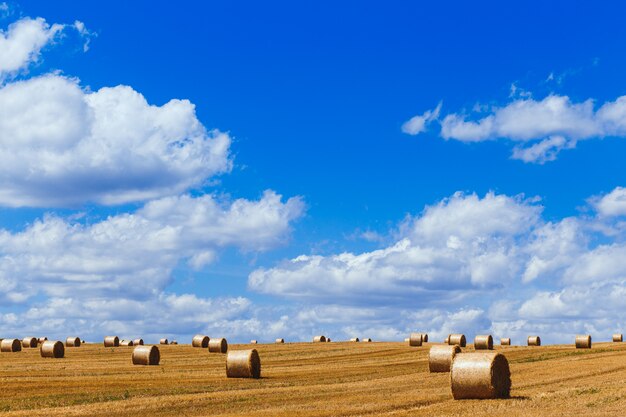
<box><xmin>1</xmin><ymin>1</ymin><xmax>626</xmax><ymax>344</ymax></box>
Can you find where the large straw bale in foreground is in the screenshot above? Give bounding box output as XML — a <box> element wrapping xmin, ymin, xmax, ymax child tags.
<box><xmin>192</xmin><ymin>335</ymin><xmax>210</xmax><ymax>348</ymax></box>
<box><xmin>575</xmin><ymin>334</ymin><xmax>592</xmax><ymax>349</ymax></box>
<box><xmin>527</xmin><ymin>336</ymin><xmax>541</xmax><ymax>346</ymax></box>
<box><xmin>474</xmin><ymin>335</ymin><xmax>493</xmax><ymax>350</ymax></box>
<box><xmin>500</xmin><ymin>338</ymin><xmax>511</xmax><ymax>346</ymax></box>
<box><xmin>22</xmin><ymin>337</ymin><xmax>37</xmax><ymax>348</ymax></box>
<box><xmin>450</xmin><ymin>352</ymin><xmax>511</xmax><ymax>399</ymax></box>
<box><xmin>66</xmin><ymin>337</ymin><xmax>81</xmax><ymax>347</ymax></box>
<box><xmin>313</xmin><ymin>335</ymin><xmax>326</xmax><ymax>343</ymax></box>
<box><xmin>409</xmin><ymin>333</ymin><xmax>423</xmax><ymax>347</ymax></box>
<box><xmin>40</xmin><ymin>341</ymin><xmax>64</xmax><ymax>358</ymax></box>
<box><xmin>1</xmin><ymin>339</ymin><xmax>22</xmax><ymax>352</ymax></box>
<box><xmin>448</xmin><ymin>334</ymin><xmax>466</xmax><ymax>347</ymax></box>
<box><xmin>429</xmin><ymin>344</ymin><xmax>461</xmax><ymax>373</ymax></box>
<box><xmin>103</xmin><ymin>336</ymin><xmax>119</xmax><ymax>347</ymax></box>
<box><xmin>226</xmin><ymin>349</ymin><xmax>261</xmax><ymax>379</ymax></box>
<box><xmin>613</xmin><ymin>333</ymin><xmax>623</xmax><ymax>342</ymax></box>
<box><xmin>208</xmin><ymin>338</ymin><xmax>228</xmax><ymax>353</ymax></box>
<box><xmin>132</xmin><ymin>345</ymin><xmax>160</xmax><ymax>365</ymax></box>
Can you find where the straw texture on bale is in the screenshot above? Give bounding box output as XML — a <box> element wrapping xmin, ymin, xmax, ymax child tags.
<box><xmin>159</xmin><ymin>338</ymin><xmax>168</xmax><ymax>345</ymax></box>
<box><xmin>38</xmin><ymin>337</ymin><xmax>48</xmax><ymax>344</ymax></box>
<box><xmin>429</xmin><ymin>344</ymin><xmax>461</xmax><ymax>373</ymax></box>
<box><xmin>448</xmin><ymin>334</ymin><xmax>467</xmax><ymax>347</ymax></box>
<box><xmin>104</xmin><ymin>336</ymin><xmax>119</xmax><ymax>347</ymax></box>
<box><xmin>474</xmin><ymin>335</ymin><xmax>493</xmax><ymax>350</ymax></box>
<box><xmin>226</xmin><ymin>349</ymin><xmax>261</xmax><ymax>379</ymax></box>
<box><xmin>66</xmin><ymin>337</ymin><xmax>81</xmax><ymax>347</ymax></box>
<box><xmin>250</xmin><ymin>340</ymin><xmax>258</xmax><ymax>344</ymax></box>
<box><xmin>1</xmin><ymin>339</ymin><xmax>22</xmax><ymax>352</ymax></box>
<box><xmin>450</xmin><ymin>352</ymin><xmax>511</xmax><ymax>399</ymax></box>
<box><xmin>409</xmin><ymin>333</ymin><xmax>423</xmax><ymax>347</ymax></box>
<box><xmin>192</xmin><ymin>335</ymin><xmax>210</xmax><ymax>348</ymax></box>
<box><xmin>133</xmin><ymin>339</ymin><xmax>144</xmax><ymax>345</ymax></box>
<box><xmin>527</xmin><ymin>336</ymin><xmax>541</xmax><ymax>346</ymax></box>
<box><xmin>40</xmin><ymin>341</ymin><xmax>64</xmax><ymax>358</ymax></box>
<box><xmin>208</xmin><ymin>338</ymin><xmax>228</xmax><ymax>353</ymax></box>
<box><xmin>575</xmin><ymin>334</ymin><xmax>592</xmax><ymax>349</ymax></box>
<box><xmin>350</xmin><ymin>338</ymin><xmax>360</xmax><ymax>342</ymax></box>
<box><xmin>22</xmin><ymin>337</ymin><xmax>38</xmax><ymax>348</ymax></box>
<box><xmin>132</xmin><ymin>345</ymin><xmax>160</xmax><ymax>365</ymax></box>
<box><xmin>120</xmin><ymin>340</ymin><xmax>134</xmax><ymax>346</ymax></box>
<box><xmin>313</xmin><ymin>335</ymin><xmax>327</xmax><ymax>343</ymax></box>
<box><xmin>275</xmin><ymin>338</ymin><xmax>285</xmax><ymax>344</ymax></box>
<box><xmin>500</xmin><ymin>338</ymin><xmax>511</xmax><ymax>346</ymax></box>
<box><xmin>613</xmin><ymin>333</ymin><xmax>623</xmax><ymax>342</ymax></box>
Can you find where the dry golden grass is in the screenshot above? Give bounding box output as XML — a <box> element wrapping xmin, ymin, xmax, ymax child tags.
<box><xmin>1</xmin><ymin>341</ymin><xmax>626</xmax><ymax>416</ymax></box>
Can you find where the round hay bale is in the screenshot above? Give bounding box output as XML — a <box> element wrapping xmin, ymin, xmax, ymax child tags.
<box><xmin>404</xmin><ymin>338</ymin><xmax>410</xmax><ymax>343</ymax></box>
<box><xmin>1</xmin><ymin>339</ymin><xmax>22</xmax><ymax>352</ymax></box>
<box><xmin>575</xmin><ymin>334</ymin><xmax>592</xmax><ymax>349</ymax></box>
<box><xmin>132</xmin><ymin>345</ymin><xmax>160</xmax><ymax>365</ymax></box>
<box><xmin>22</xmin><ymin>337</ymin><xmax>38</xmax><ymax>348</ymax></box>
<box><xmin>133</xmin><ymin>339</ymin><xmax>144</xmax><ymax>346</ymax></box>
<box><xmin>66</xmin><ymin>337</ymin><xmax>81</xmax><ymax>347</ymax></box>
<box><xmin>81</xmin><ymin>340</ymin><xmax>86</xmax><ymax>344</ymax></box>
<box><xmin>275</xmin><ymin>338</ymin><xmax>285</xmax><ymax>344</ymax></box>
<box><xmin>444</xmin><ymin>336</ymin><xmax>450</xmax><ymax>344</ymax></box>
<box><xmin>448</xmin><ymin>334</ymin><xmax>466</xmax><ymax>347</ymax></box>
<box><xmin>409</xmin><ymin>333</ymin><xmax>423</xmax><ymax>347</ymax></box>
<box><xmin>208</xmin><ymin>338</ymin><xmax>228</xmax><ymax>353</ymax></box>
<box><xmin>429</xmin><ymin>344</ymin><xmax>461</xmax><ymax>373</ymax></box>
<box><xmin>500</xmin><ymin>338</ymin><xmax>511</xmax><ymax>346</ymax></box>
<box><xmin>250</xmin><ymin>340</ymin><xmax>258</xmax><ymax>344</ymax></box>
<box><xmin>363</xmin><ymin>338</ymin><xmax>372</xmax><ymax>342</ymax></box>
<box><xmin>159</xmin><ymin>338</ymin><xmax>169</xmax><ymax>345</ymax></box>
<box><xmin>40</xmin><ymin>340</ymin><xmax>64</xmax><ymax>358</ymax></box>
<box><xmin>613</xmin><ymin>333</ymin><xmax>623</xmax><ymax>342</ymax></box>
<box><xmin>327</xmin><ymin>338</ymin><xmax>331</xmax><ymax>342</ymax></box>
<box><xmin>103</xmin><ymin>336</ymin><xmax>119</xmax><ymax>347</ymax></box>
<box><xmin>38</xmin><ymin>337</ymin><xmax>48</xmax><ymax>344</ymax></box>
<box><xmin>120</xmin><ymin>340</ymin><xmax>134</xmax><ymax>346</ymax></box>
<box><xmin>313</xmin><ymin>335</ymin><xmax>327</xmax><ymax>343</ymax></box>
<box><xmin>527</xmin><ymin>336</ymin><xmax>541</xmax><ymax>346</ymax></box>
<box><xmin>350</xmin><ymin>337</ymin><xmax>360</xmax><ymax>342</ymax></box>
<box><xmin>422</xmin><ymin>334</ymin><xmax>429</xmax><ymax>343</ymax></box>
<box><xmin>226</xmin><ymin>349</ymin><xmax>261</xmax><ymax>378</ymax></box>
<box><xmin>474</xmin><ymin>335</ymin><xmax>493</xmax><ymax>350</ymax></box>
<box><xmin>171</xmin><ymin>340</ymin><xmax>178</xmax><ymax>345</ymax></box>
<box><xmin>192</xmin><ymin>334</ymin><xmax>210</xmax><ymax>348</ymax></box>
<box><xmin>450</xmin><ymin>352</ymin><xmax>511</xmax><ymax>399</ymax></box>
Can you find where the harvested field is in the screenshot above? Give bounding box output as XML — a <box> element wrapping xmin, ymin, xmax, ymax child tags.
<box><xmin>1</xmin><ymin>341</ymin><xmax>626</xmax><ymax>416</ymax></box>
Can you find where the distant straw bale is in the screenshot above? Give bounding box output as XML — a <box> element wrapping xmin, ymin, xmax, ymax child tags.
<box><xmin>313</xmin><ymin>335</ymin><xmax>327</xmax><ymax>343</ymax></box>
<box><xmin>66</xmin><ymin>337</ymin><xmax>81</xmax><ymax>347</ymax></box>
<box><xmin>448</xmin><ymin>334</ymin><xmax>466</xmax><ymax>347</ymax></box>
<box><xmin>450</xmin><ymin>352</ymin><xmax>511</xmax><ymax>399</ymax></box>
<box><xmin>275</xmin><ymin>338</ymin><xmax>285</xmax><ymax>344</ymax></box>
<box><xmin>22</xmin><ymin>337</ymin><xmax>37</xmax><ymax>348</ymax></box>
<box><xmin>132</xmin><ymin>345</ymin><xmax>160</xmax><ymax>365</ymax></box>
<box><xmin>350</xmin><ymin>338</ymin><xmax>360</xmax><ymax>342</ymax></box>
<box><xmin>120</xmin><ymin>340</ymin><xmax>134</xmax><ymax>346</ymax></box>
<box><xmin>444</xmin><ymin>336</ymin><xmax>449</xmax><ymax>344</ymax></box>
<box><xmin>208</xmin><ymin>338</ymin><xmax>228</xmax><ymax>353</ymax></box>
<box><xmin>192</xmin><ymin>335</ymin><xmax>210</xmax><ymax>348</ymax></box>
<box><xmin>474</xmin><ymin>335</ymin><xmax>493</xmax><ymax>350</ymax></box>
<box><xmin>38</xmin><ymin>337</ymin><xmax>48</xmax><ymax>344</ymax></box>
<box><xmin>1</xmin><ymin>339</ymin><xmax>21</xmax><ymax>352</ymax></box>
<box><xmin>327</xmin><ymin>338</ymin><xmax>331</xmax><ymax>342</ymax></box>
<box><xmin>404</xmin><ymin>338</ymin><xmax>410</xmax><ymax>343</ymax></box>
<box><xmin>500</xmin><ymin>338</ymin><xmax>511</xmax><ymax>346</ymax></box>
<box><xmin>133</xmin><ymin>339</ymin><xmax>144</xmax><ymax>346</ymax></box>
<box><xmin>40</xmin><ymin>341</ymin><xmax>64</xmax><ymax>358</ymax></box>
<box><xmin>250</xmin><ymin>340</ymin><xmax>258</xmax><ymax>344</ymax></box>
<box><xmin>363</xmin><ymin>338</ymin><xmax>372</xmax><ymax>342</ymax></box>
<box><xmin>103</xmin><ymin>336</ymin><xmax>119</xmax><ymax>347</ymax></box>
<box><xmin>575</xmin><ymin>335</ymin><xmax>592</xmax><ymax>349</ymax></box>
<box><xmin>429</xmin><ymin>344</ymin><xmax>461</xmax><ymax>373</ymax></box>
<box><xmin>226</xmin><ymin>349</ymin><xmax>261</xmax><ymax>379</ymax></box>
<box><xmin>171</xmin><ymin>340</ymin><xmax>178</xmax><ymax>345</ymax></box>
<box><xmin>613</xmin><ymin>334</ymin><xmax>623</xmax><ymax>342</ymax></box>
<box><xmin>159</xmin><ymin>338</ymin><xmax>169</xmax><ymax>345</ymax></box>
<box><xmin>409</xmin><ymin>333</ymin><xmax>423</xmax><ymax>347</ymax></box>
<box><xmin>527</xmin><ymin>336</ymin><xmax>541</xmax><ymax>346</ymax></box>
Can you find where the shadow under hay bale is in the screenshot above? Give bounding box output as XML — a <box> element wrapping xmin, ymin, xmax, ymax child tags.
<box><xmin>429</xmin><ymin>345</ymin><xmax>461</xmax><ymax>373</ymax></box>
<box><xmin>313</xmin><ymin>335</ymin><xmax>327</xmax><ymax>343</ymax></box>
<box><xmin>133</xmin><ymin>339</ymin><xmax>144</xmax><ymax>346</ymax></box>
<box><xmin>448</xmin><ymin>334</ymin><xmax>466</xmax><ymax>347</ymax></box>
<box><xmin>575</xmin><ymin>335</ymin><xmax>592</xmax><ymax>349</ymax></box>
<box><xmin>450</xmin><ymin>352</ymin><xmax>511</xmax><ymax>400</ymax></box>
<box><xmin>120</xmin><ymin>340</ymin><xmax>134</xmax><ymax>346</ymax></box>
<box><xmin>192</xmin><ymin>335</ymin><xmax>210</xmax><ymax>348</ymax></box>
<box><xmin>40</xmin><ymin>341</ymin><xmax>64</xmax><ymax>358</ymax></box>
<box><xmin>500</xmin><ymin>338</ymin><xmax>511</xmax><ymax>346</ymax></box>
<box><xmin>612</xmin><ymin>333</ymin><xmax>622</xmax><ymax>342</ymax></box>
<box><xmin>104</xmin><ymin>336</ymin><xmax>119</xmax><ymax>347</ymax></box>
<box><xmin>209</xmin><ymin>338</ymin><xmax>228</xmax><ymax>353</ymax></box>
<box><xmin>275</xmin><ymin>338</ymin><xmax>285</xmax><ymax>344</ymax></box>
<box><xmin>160</xmin><ymin>338</ymin><xmax>169</xmax><ymax>345</ymax></box>
<box><xmin>1</xmin><ymin>339</ymin><xmax>22</xmax><ymax>352</ymax></box>
<box><xmin>527</xmin><ymin>336</ymin><xmax>541</xmax><ymax>346</ymax></box>
<box><xmin>66</xmin><ymin>337</ymin><xmax>81</xmax><ymax>347</ymax></box>
<box><xmin>474</xmin><ymin>335</ymin><xmax>493</xmax><ymax>350</ymax></box>
<box><xmin>22</xmin><ymin>337</ymin><xmax>38</xmax><ymax>348</ymax></box>
<box><xmin>226</xmin><ymin>349</ymin><xmax>261</xmax><ymax>379</ymax></box>
<box><xmin>132</xmin><ymin>345</ymin><xmax>160</xmax><ymax>365</ymax></box>
<box><xmin>409</xmin><ymin>333</ymin><xmax>423</xmax><ymax>347</ymax></box>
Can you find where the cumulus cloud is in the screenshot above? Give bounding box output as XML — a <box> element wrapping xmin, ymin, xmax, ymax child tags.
<box><xmin>404</xmin><ymin>93</ymin><xmax>626</xmax><ymax>163</ymax></box>
<box><xmin>0</xmin><ymin>74</ymin><xmax>232</xmax><ymax>207</ymax></box>
<box><xmin>590</xmin><ymin>187</ymin><xmax>626</xmax><ymax>217</ymax></box>
<box><xmin>401</xmin><ymin>102</ymin><xmax>441</xmax><ymax>135</ymax></box>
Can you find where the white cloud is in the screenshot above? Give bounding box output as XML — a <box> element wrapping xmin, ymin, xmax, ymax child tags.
<box><xmin>401</xmin><ymin>102</ymin><xmax>441</xmax><ymax>135</ymax></box>
<box><xmin>590</xmin><ymin>187</ymin><xmax>626</xmax><ymax>217</ymax></box>
<box><xmin>0</xmin><ymin>74</ymin><xmax>232</xmax><ymax>207</ymax></box>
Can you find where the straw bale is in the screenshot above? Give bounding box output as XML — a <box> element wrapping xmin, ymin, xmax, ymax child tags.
<box><xmin>474</xmin><ymin>335</ymin><xmax>493</xmax><ymax>350</ymax></box>
<box><xmin>448</xmin><ymin>334</ymin><xmax>466</xmax><ymax>347</ymax></box>
<box><xmin>132</xmin><ymin>345</ymin><xmax>160</xmax><ymax>365</ymax></box>
<box><xmin>104</xmin><ymin>336</ymin><xmax>119</xmax><ymax>347</ymax></box>
<box><xmin>613</xmin><ymin>334</ymin><xmax>623</xmax><ymax>342</ymax></box>
<box><xmin>575</xmin><ymin>334</ymin><xmax>592</xmax><ymax>349</ymax></box>
<box><xmin>40</xmin><ymin>341</ymin><xmax>64</xmax><ymax>358</ymax></box>
<box><xmin>66</xmin><ymin>337</ymin><xmax>81</xmax><ymax>347</ymax></box>
<box><xmin>313</xmin><ymin>335</ymin><xmax>327</xmax><ymax>343</ymax></box>
<box><xmin>409</xmin><ymin>333</ymin><xmax>423</xmax><ymax>347</ymax></box>
<box><xmin>250</xmin><ymin>340</ymin><xmax>258</xmax><ymax>344</ymax></box>
<box><xmin>38</xmin><ymin>337</ymin><xmax>48</xmax><ymax>344</ymax></box>
<box><xmin>133</xmin><ymin>339</ymin><xmax>144</xmax><ymax>345</ymax></box>
<box><xmin>500</xmin><ymin>338</ymin><xmax>511</xmax><ymax>346</ymax></box>
<box><xmin>159</xmin><ymin>338</ymin><xmax>169</xmax><ymax>345</ymax></box>
<box><xmin>226</xmin><ymin>349</ymin><xmax>261</xmax><ymax>378</ymax></box>
<box><xmin>275</xmin><ymin>338</ymin><xmax>285</xmax><ymax>343</ymax></box>
<box><xmin>450</xmin><ymin>352</ymin><xmax>511</xmax><ymax>399</ymax></box>
<box><xmin>429</xmin><ymin>344</ymin><xmax>461</xmax><ymax>373</ymax></box>
<box><xmin>22</xmin><ymin>337</ymin><xmax>37</xmax><ymax>348</ymax></box>
<box><xmin>1</xmin><ymin>339</ymin><xmax>21</xmax><ymax>352</ymax></box>
<box><xmin>363</xmin><ymin>338</ymin><xmax>372</xmax><ymax>342</ymax></box>
<box><xmin>120</xmin><ymin>340</ymin><xmax>134</xmax><ymax>346</ymax></box>
<box><xmin>350</xmin><ymin>338</ymin><xmax>360</xmax><ymax>342</ymax></box>
<box><xmin>192</xmin><ymin>335</ymin><xmax>210</xmax><ymax>348</ymax></box>
<box><xmin>527</xmin><ymin>336</ymin><xmax>541</xmax><ymax>346</ymax></box>
<box><xmin>208</xmin><ymin>338</ymin><xmax>228</xmax><ymax>353</ymax></box>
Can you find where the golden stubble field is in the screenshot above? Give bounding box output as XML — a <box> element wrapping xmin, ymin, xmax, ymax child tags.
<box><xmin>1</xmin><ymin>340</ymin><xmax>626</xmax><ymax>416</ymax></box>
